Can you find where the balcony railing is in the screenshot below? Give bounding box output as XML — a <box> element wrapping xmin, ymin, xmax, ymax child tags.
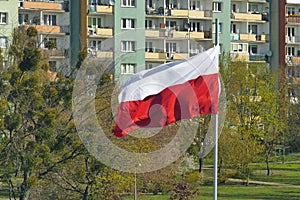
<box><xmin>146</xmin><ymin>7</ymin><xmax>212</xmax><ymax>18</ymax></box>
<box><xmin>286</xmin><ymin>36</ymin><xmax>300</xmax><ymax>43</ymax></box>
<box><xmin>25</xmin><ymin>25</ymin><xmax>60</xmax><ymax>33</ymax></box>
<box><xmin>231</xmin><ymin>33</ymin><xmax>268</xmax><ymax>41</ymax></box>
<box><xmin>249</xmin><ymin>54</ymin><xmax>267</xmax><ymax>62</ymax></box>
<box><xmin>97</xmin><ymin>5</ymin><xmax>113</xmax><ymax>13</ymax></box>
<box><xmin>145</xmin><ymin>52</ymin><xmax>189</xmax><ymax>60</ymax></box>
<box><xmin>145</xmin><ymin>28</ymin><xmax>211</xmax><ymax>39</ymax></box>
<box><xmin>22</xmin><ymin>1</ymin><xmax>62</xmax><ymax>10</ymax></box>
<box><xmin>43</xmin><ymin>49</ymin><xmax>68</xmax><ymax>58</ymax></box>
<box><xmin>287</xmin><ymin>15</ymin><xmax>300</xmax><ymax>23</ymax></box>
<box><xmin>231</xmin><ymin>13</ymin><xmax>262</xmax><ymax>21</ymax></box>
<box><xmin>231</xmin><ymin>53</ymin><xmax>250</xmax><ymax>61</ymax></box>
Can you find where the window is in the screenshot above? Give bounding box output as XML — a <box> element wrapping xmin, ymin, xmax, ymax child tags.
<box><xmin>190</xmin><ymin>0</ymin><xmax>200</xmax><ymax>10</ymax></box>
<box><xmin>121</xmin><ymin>0</ymin><xmax>135</xmax><ymax>7</ymax></box>
<box><xmin>286</xmin><ymin>7</ymin><xmax>295</xmax><ymax>15</ymax></box>
<box><xmin>121</xmin><ymin>18</ymin><xmax>135</xmax><ymax>29</ymax></box>
<box><xmin>213</xmin><ymin>2</ymin><xmax>222</xmax><ymax>12</ymax></box>
<box><xmin>88</xmin><ymin>17</ymin><xmax>101</xmax><ymax>28</ymax></box>
<box><xmin>0</xmin><ymin>37</ymin><xmax>7</xmax><ymax>48</ymax></box>
<box><xmin>0</xmin><ymin>12</ymin><xmax>7</xmax><ymax>24</ymax></box>
<box><xmin>248</xmin><ymin>4</ymin><xmax>259</xmax><ymax>13</ymax></box>
<box><xmin>248</xmin><ymin>25</ymin><xmax>258</xmax><ymax>34</ymax></box>
<box><xmin>286</xmin><ymin>47</ymin><xmax>295</xmax><ymax>56</ymax></box>
<box><xmin>218</xmin><ymin>23</ymin><xmax>223</xmax><ymax>32</ymax></box>
<box><xmin>43</xmin><ymin>15</ymin><xmax>57</xmax><ymax>25</ymax></box>
<box><xmin>231</xmin><ymin>43</ymin><xmax>248</xmax><ymax>53</ymax></box>
<box><xmin>89</xmin><ymin>40</ymin><xmax>102</xmax><ymax>51</ymax></box>
<box><xmin>121</xmin><ymin>63</ymin><xmax>136</xmax><ymax>74</ymax></box>
<box><xmin>166</xmin><ymin>42</ymin><xmax>177</xmax><ymax>53</ymax></box>
<box><xmin>18</xmin><ymin>13</ymin><xmax>29</xmax><ymax>25</ymax></box>
<box><xmin>145</xmin><ymin>20</ymin><xmax>153</xmax><ymax>29</ymax></box>
<box><xmin>287</xmin><ymin>27</ymin><xmax>295</xmax><ymax>37</ymax></box>
<box><xmin>146</xmin><ymin>63</ymin><xmax>153</xmax><ymax>70</ymax></box>
<box><xmin>145</xmin><ymin>41</ymin><xmax>153</xmax><ymax>52</ymax></box>
<box><xmin>249</xmin><ymin>45</ymin><xmax>258</xmax><ymax>54</ymax></box>
<box><xmin>232</xmin><ymin>4</ymin><xmax>236</xmax><ymax>12</ymax></box>
<box><xmin>121</xmin><ymin>41</ymin><xmax>136</xmax><ymax>52</ymax></box>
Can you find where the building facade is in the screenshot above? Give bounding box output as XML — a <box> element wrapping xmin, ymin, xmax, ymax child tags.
<box><xmin>0</xmin><ymin>0</ymin><xmax>18</xmax><ymax>68</ymax></box>
<box><xmin>18</xmin><ymin>0</ymin><xmax>70</xmax><ymax>73</ymax></box>
<box><xmin>0</xmin><ymin>0</ymin><xmax>299</xmax><ymax>87</ymax></box>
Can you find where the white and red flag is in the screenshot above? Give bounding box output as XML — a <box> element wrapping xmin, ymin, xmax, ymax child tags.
<box><xmin>114</xmin><ymin>46</ymin><xmax>219</xmax><ymax>137</ymax></box>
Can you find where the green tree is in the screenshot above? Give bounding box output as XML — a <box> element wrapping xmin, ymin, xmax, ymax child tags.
<box><xmin>0</xmin><ymin>27</ymin><xmax>82</xmax><ymax>200</ymax></box>
<box><xmin>219</xmin><ymin>61</ymin><xmax>284</xmax><ymax>180</ymax></box>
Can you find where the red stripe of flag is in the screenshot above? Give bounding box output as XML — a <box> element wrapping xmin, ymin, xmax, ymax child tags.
<box><xmin>114</xmin><ymin>73</ymin><xmax>219</xmax><ymax>137</ymax></box>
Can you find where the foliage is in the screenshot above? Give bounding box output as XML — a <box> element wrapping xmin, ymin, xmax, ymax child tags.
<box><xmin>169</xmin><ymin>181</ymin><xmax>200</xmax><ymax>200</ymax></box>
<box><xmin>219</xmin><ymin>59</ymin><xmax>285</xmax><ymax>179</ymax></box>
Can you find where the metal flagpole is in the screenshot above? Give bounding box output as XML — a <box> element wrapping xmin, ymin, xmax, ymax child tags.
<box><xmin>213</xmin><ymin>18</ymin><xmax>219</xmax><ymax>200</ymax></box>
<box><xmin>134</xmin><ymin>171</ymin><xmax>137</xmax><ymax>200</ymax></box>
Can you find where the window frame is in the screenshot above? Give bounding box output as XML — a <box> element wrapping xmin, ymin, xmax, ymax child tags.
<box><xmin>0</xmin><ymin>12</ymin><xmax>8</xmax><ymax>24</ymax></box>
<box><xmin>121</xmin><ymin>0</ymin><xmax>136</xmax><ymax>7</ymax></box>
<box><xmin>121</xmin><ymin>41</ymin><xmax>136</xmax><ymax>52</ymax></box>
<box><xmin>213</xmin><ymin>2</ymin><xmax>222</xmax><ymax>12</ymax></box>
<box><xmin>0</xmin><ymin>37</ymin><xmax>7</xmax><ymax>48</ymax></box>
<box><xmin>121</xmin><ymin>18</ymin><xmax>135</xmax><ymax>29</ymax></box>
<box><xmin>121</xmin><ymin>63</ymin><xmax>136</xmax><ymax>74</ymax></box>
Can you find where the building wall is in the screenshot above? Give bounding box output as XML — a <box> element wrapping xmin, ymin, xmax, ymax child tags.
<box><xmin>114</xmin><ymin>0</ymin><xmax>145</xmax><ymax>83</ymax></box>
<box><xmin>0</xmin><ymin>0</ymin><xmax>18</xmax><ymax>67</ymax></box>
<box><xmin>213</xmin><ymin>0</ymin><xmax>231</xmax><ymax>53</ymax></box>
<box><xmin>70</xmin><ymin>0</ymin><xmax>82</xmax><ymax>68</ymax></box>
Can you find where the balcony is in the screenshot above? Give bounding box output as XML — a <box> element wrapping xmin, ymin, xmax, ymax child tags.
<box><xmin>171</xmin><ymin>9</ymin><xmax>188</xmax><ymax>17</ymax></box>
<box><xmin>231</xmin><ymin>53</ymin><xmax>249</xmax><ymax>61</ymax></box>
<box><xmin>145</xmin><ymin>52</ymin><xmax>166</xmax><ymax>60</ymax></box>
<box><xmin>96</xmin><ymin>51</ymin><xmax>113</xmax><ymax>58</ymax></box>
<box><xmin>23</xmin><ymin>1</ymin><xmax>61</xmax><ymax>10</ymax></box>
<box><xmin>145</xmin><ymin>52</ymin><xmax>189</xmax><ymax>61</ymax></box>
<box><xmin>190</xmin><ymin>32</ymin><xmax>205</xmax><ymax>39</ymax></box>
<box><xmin>25</xmin><ymin>25</ymin><xmax>61</xmax><ymax>34</ymax></box>
<box><xmin>190</xmin><ymin>10</ymin><xmax>212</xmax><ymax>18</ymax></box>
<box><xmin>286</xmin><ymin>36</ymin><xmax>300</xmax><ymax>43</ymax></box>
<box><xmin>231</xmin><ymin>34</ymin><xmax>268</xmax><ymax>42</ymax></box>
<box><xmin>43</xmin><ymin>49</ymin><xmax>68</xmax><ymax>59</ymax></box>
<box><xmin>249</xmin><ymin>54</ymin><xmax>267</xmax><ymax>62</ymax></box>
<box><xmin>97</xmin><ymin>5</ymin><xmax>113</xmax><ymax>13</ymax></box>
<box><xmin>287</xmin><ymin>14</ymin><xmax>300</xmax><ymax>24</ymax></box>
<box><xmin>232</xmin><ymin>13</ymin><xmax>262</xmax><ymax>21</ymax></box>
<box><xmin>145</xmin><ymin>29</ymin><xmax>160</xmax><ymax>37</ymax></box>
<box><xmin>88</xmin><ymin>28</ymin><xmax>113</xmax><ymax>37</ymax></box>
<box><xmin>240</xmin><ymin>34</ymin><xmax>257</xmax><ymax>41</ymax></box>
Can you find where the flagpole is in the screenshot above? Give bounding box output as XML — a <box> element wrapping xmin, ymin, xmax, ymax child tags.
<box><xmin>213</xmin><ymin>18</ymin><xmax>219</xmax><ymax>200</ymax></box>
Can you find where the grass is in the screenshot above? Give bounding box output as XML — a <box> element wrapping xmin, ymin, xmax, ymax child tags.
<box><xmin>252</xmin><ymin>170</ymin><xmax>300</xmax><ymax>185</ymax></box>
<box><xmin>124</xmin><ymin>186</ymin><xmax>300</xmax><ymax>200</ymax></box>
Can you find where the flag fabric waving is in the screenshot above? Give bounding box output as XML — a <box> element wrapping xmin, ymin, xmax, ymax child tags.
<box><xmin>114</xmin><ymin>46</ymin><xmax>219</xmax><ymax>137</ymax></box>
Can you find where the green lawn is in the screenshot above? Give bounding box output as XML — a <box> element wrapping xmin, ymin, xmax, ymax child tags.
<box><xmin>124</xmin><ymin>186</ymin><xmax>300</xmax><ymax>200</ymax></box>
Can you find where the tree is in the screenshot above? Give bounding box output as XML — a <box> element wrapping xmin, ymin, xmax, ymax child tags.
<box><xmin>219</xmin><ymin>60</ymin><xmax>285</xmax><ymax>180</ymax></box>
<box><xmin>0</xmin><ymin>27</ymin><xmax>82</xmax><ymax>200</ymax></box>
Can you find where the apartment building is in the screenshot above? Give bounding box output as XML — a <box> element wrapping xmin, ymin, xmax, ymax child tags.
<box><xmin>18</xmin><ymin>0</ymin><xmax>70</xmax><ymax>73</ymax></box>
<box><xmin>1</xmin><ymin>0</ymin><xmax>299</xmax><ymax>87</ymax></box>
<box><xmin>80</xmin><ymin>0</ymin><xmax>270</xmax><ymax>82</ymax></box>
<box><xmin>0</xmin><ymin>0</ymin><xmax>18</xmax><ymax>68</ymax></box>
<box><xmin>285</xmin><ymin>0</ymin><xmax>300</xmax><ymax>85</ymax></box>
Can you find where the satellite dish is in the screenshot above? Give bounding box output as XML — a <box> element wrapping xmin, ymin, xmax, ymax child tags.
<box><xmin>184</xmin><ymin>23</ymin><xmax>190</xmax><ymax>30</ymax></box>
<box><xmin>266</xmin><ymin>50</ymin><xmax>272</xmax><ymax>57</ymax></box>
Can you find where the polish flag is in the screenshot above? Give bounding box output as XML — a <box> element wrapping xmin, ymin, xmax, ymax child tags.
<box><xmin>114</xmin><ymin>46</ymin><xmax>219</xmax><ymax>137</ymax></box>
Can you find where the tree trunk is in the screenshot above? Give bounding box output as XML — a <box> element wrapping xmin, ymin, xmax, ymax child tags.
<box><xmin>266</xmin><ymin>155</ymin><xmax>270</xmax><ymax>176</ymax></box>
<box><xmin>82</xmin><ymin>185</ymin><xmax>89</xmax><ymax>200</ymax></box>
<box><xmin>7</xmin><ymin>179</ymin><xmax>16</xmax><ymax>200</ymax></box>
<box><xmin>19</xmin><ymin>184</ymin><xmax>29</xmax><ymax>200</ymax></box>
